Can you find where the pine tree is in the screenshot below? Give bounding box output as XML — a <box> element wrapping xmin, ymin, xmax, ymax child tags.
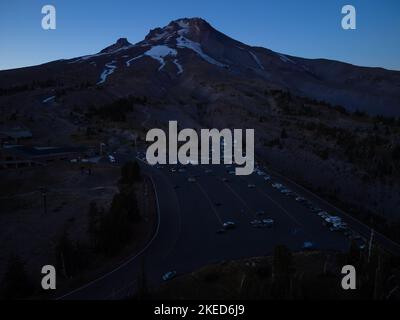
<box><xmin>1</xmin><ymin>254</ymin><xmax>34</xmax><ymax>299</ymax></box>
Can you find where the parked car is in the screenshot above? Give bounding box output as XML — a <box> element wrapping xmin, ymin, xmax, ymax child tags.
<box><xmin>330</xmin><ymin>222</ymin><xmax>348</xmax><ymax>232</ymax></box>
<box><xmin>295</xmin><ymin>196</ymin><xmax>306</xmax><ymax>203</ymax></box>
<box><xmin>108</xmin><ymin>155</ymin><xmax>116</xmax><ymax>163</ymax></box>
<box><xmin>262</xmin><ymin>218</ymin><xmax>274</xmax><ymax>227</ymax></box>
<box><xmin>318</xmin><ymin>211</ymin><xmax>329</xmax><ymax>219</ymax></box>
<box><xmin>223</xmin><ymin>221</ymin><xmax>236</xmax><ymax>230</ymax></box>
<box><xmin>162</xmin><ymin>271</ymin><xmax>177</xmax><ymax>281</ymax></box>
<box><xmin>302</xmin><ymin>241</ymin><xmax>315</xmax><ymax>250</ymax></box>
<box><xmin>250</xmin><ymin>219</ymin><xmax>263</xmax><ymax>228</ymax></box>
<box><xmin>255</xmin><ymin>210</ymin><xmax>266</xmax><ymax>217</ymax></box>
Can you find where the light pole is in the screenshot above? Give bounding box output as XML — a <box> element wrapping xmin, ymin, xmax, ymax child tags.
<box><xmin>39</xmin><ymin>187</ymin><xmax>47</xmax><ymax>216</ymax></box>
<box><xmin>100</xmin><ymin>142</ymin><xmax>106</xmax><ymax>156</ymax></box>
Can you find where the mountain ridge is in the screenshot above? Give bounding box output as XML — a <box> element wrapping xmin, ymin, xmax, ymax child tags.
<box><xmin>0</xmin><ymin>17</ymin><xmax>399</xmax><ymax>116</ymax></box>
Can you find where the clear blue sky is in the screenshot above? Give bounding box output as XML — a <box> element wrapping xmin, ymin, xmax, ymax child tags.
<box><xmin>0</xmin><ymin>0</ymin><xmax>399</xmax><ymax>71</ymax></box>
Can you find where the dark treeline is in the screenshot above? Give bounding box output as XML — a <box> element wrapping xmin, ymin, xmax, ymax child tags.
<box><xmin>86</xmin><ymin>96</ymin><xmax>147</xmax><ymax>122</ymax></box>
<box><xmin>0</xmin><ymin>79</ymin><xmax>94</xmax><ymax>96</ymax></box>
<box><xmin>0</xmin><ymin>79</ymin><xmax>60</xmax><ymax>96</ymax></box>
<box><xmin>53</xmin><ymin>161</ymin><xmax>143</xmax><ymax>282</ymax></box>
<box><xmin>140</xmin><ymin>244</ymin><xmax>400</xmax><ymax>300</ymax></box>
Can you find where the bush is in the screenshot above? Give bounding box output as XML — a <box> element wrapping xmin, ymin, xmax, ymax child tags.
<box><xmin>120</xmin><ymin>161</ymin><xmax>141</xmax><ymax>186</ymax></box>
<box><xmin>1</xmin><ymin>255</ymin><xmax>34</xmax><ymax>299</ymax></box>
<box><xmin>55</xmin><ymin>232</ymin><xmax>90</xmax><ymax>278</ymax></box>
<box><xmin>95</xmin><ymin>190</ymin><xmax>140</xmax><ymax>256</ymax></box>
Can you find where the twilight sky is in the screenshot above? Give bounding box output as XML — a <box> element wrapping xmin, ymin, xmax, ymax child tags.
<box><xmin>0</xmin><ymin>0</ymin><xmax>399</xmax><ymax>71</ymax></box>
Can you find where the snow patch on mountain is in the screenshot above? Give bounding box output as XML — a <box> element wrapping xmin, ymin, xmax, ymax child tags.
<box><xmin>42</xmin><ymin>96</ymin><xmax>55</xmax><ymax>103</ymax></box>
<box><xmin>126</xmin><ymin>45</ymin><xmax>177</xmax><ymax>71</ymax></box>
<box><xmin>150</xmin><ymin>30</ymin><xmax>169</xmax><ymax>41</ymax></box>
<box><xmin>69</xmin><ymin>45</ymin><xmax>133</xmax><ymax>64</ymax></box>
<box><xmin>69</xmin><ymin>52</ymin><xmax>107</xmax><ymax>64</ymax></box>
<box><xmin>126</xmin><ymin>55</ymin><xmax>143</xmax><ymax>67</ymax></box>
<box><xmin>145</xmin><ymin>45</ymin><xmax>177</xmax><ymax>71</ymax></box>
<box><xmin>278</xmin><ymin>53</ymin><xmax>296</xmax><ymax>64</ymax></box>
<box><xmin>175</xmin><ymin>20</ymin><xmax>190</xmax><ymax>37</ymax></box>
<box><xmin>248</xmin><ymin>51</ymin><xmax>264</xmax><ymax>70</ymax></box>
<box><xmin>97</xmin><ymin>61</ymin><xmax>117</xmax><ymax>84</ymax></box>
<box><xmin>173</xmin><ymin>59</ymin><xmax>184</xmax><ymax>74</ymax></box>
<box><xmin>176</xmin><ymin>36</ymin><xmax>226</xmax><ymax>67</ymax></box>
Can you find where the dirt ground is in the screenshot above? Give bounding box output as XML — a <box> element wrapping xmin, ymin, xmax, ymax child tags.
<box><xmin>0</xmin><ymin>161</ymin><xmax>157</xmax><ymax>296</ymax></box>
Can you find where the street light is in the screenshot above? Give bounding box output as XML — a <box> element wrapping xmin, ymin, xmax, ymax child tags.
<box><xmin>100</xmin><ymin>142</ymin><xmax>106</xmax><ymax>156</ymax></box>
<box><xmin>39</xmin><ymin>187</ymin><xmax>47</xmax><ymax>216</ymax></box>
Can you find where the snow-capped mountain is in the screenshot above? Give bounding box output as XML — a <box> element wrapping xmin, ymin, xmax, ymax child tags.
<box><xmin>1</xmin><ymin>17</ymin><xmax>399</xmax><ymax>116</ymax></box>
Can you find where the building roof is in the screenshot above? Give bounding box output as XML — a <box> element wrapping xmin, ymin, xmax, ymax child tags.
<box><xmin>0</xmin><ymin>127</ymin><xmax>32</xmax><ymax>139</ymax></box>
<box><xmin>2</xmin><ymin>145</ymin><xmax>86</xmax><ymax>159</ymax></box>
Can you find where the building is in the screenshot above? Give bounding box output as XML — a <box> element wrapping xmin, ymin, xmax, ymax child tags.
<box><xmin>0</xmin><ymin>126</ymin><xmax>33</xmax><ymax>143</ymax></box>
<box><xmin>0</xmin><ymin>145</ymin><xmax>87</xmax><ymax>169</ymax></box>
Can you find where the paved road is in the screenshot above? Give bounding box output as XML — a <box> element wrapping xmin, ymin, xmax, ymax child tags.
<box><xmin>59</xmin><ymin>153</ymin><xmax>400</xmax><ymax>299</ymax></box>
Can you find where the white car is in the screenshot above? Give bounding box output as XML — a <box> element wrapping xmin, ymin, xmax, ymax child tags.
<box><xmin>330</xmin><ymin>222</ymin><xmax>348</xmax><ymax>232</ymax></box>
<box><xmin>318</xmin><ymin>211</ymin><xmax>329</xmax><ymax>218</ymax></box>
<box><xmin>223</xmin><ymin>221</ymin><xmax>236</xmax><ymax>230</ymax></box>
<box><xmin>108</xmin><ymin>155</ymin><xmax>116</xmax><ymax>163</ymax></box>
<box><xmin>302</xmin><ymin>241</ymin><xmax>315</xmax><ymax>250</ymax></box>
<box><xmin>255</xmin><ymin>210</ymin><xmax>266</xmax><ymax>217</ymax></box>
<box><xmin>295</xmin><ymin>196</ymin><xmax>306</xmax><ymax>202</ymax></box>
<box><xmin>250</xmin><ymin>219</ymin><xmax>263</xmax><ymax>228</ymax></box>
<box><xmin>262</xmin><ymin>218</ymin><xmax>274</xmax><ymax>227</ymax></box>
<box><xmin>162</xmin><ymin>271</ymin><xmax>177</xmax><ymax>281</ymax></box>
<box><xmin>188</xmin><ymin>177</ymin><xmax>196</xmax><ymax>182</ymax></box>
<box><xmin>325</xmin><ymin>216</ymin><xmax>342</xmax><ymax>224</ymax></box>
<box><xmin>280</xmin><ymin>188</ymin><xmax>291</xmax><ymax>194</ymax></box>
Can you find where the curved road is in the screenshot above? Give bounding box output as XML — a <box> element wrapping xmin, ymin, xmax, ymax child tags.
<box><xmin>59</xmin><ymin>153</ymin><xmax>400</xmax><ymax>299</ymax></box>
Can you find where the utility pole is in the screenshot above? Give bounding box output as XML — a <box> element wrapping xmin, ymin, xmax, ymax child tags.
<box><xmin>368</xmin><ymin>228</ymin><xmax>374</xmax><ymax>263</ymax></box>
<box><xmin>373</xmin><ymin>254</ymin><xmax>381</xmax><ymax>299</ymax></box>
<box><xmin>100</xmin><ymin>142</ymin><xmax>106</xmax><ymax>156</ymax></box>
<box><xmin>40</xmin><ymin>187</ymin><xmax>47</xmax><ymax>216</ymax></box>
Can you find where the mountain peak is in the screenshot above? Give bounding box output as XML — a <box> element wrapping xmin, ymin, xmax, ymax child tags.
<box><xmin>100</xmin><ymin>37</ymin><xmax>132</xmax><ymax>54</ymax></box>
<box><xmin>144</xmin><ymin>17</ymin><xmax>214</xmax><ymax>43</ymax></box>
<box><xmin>169</xmin><ymin>17</ymin><xmax>211</xmax><ymax>29</ymax></box>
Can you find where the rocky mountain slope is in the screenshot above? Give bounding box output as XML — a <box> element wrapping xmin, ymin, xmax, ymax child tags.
<box><xmin>1</xmin><ymin>17</ymin><xmax>399</xmax><ymax>116</ymax></box>
<box><xmin>1</xmin><ymin>18</ymin><xmax>400</xmax><ymax>225</ymax></box>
